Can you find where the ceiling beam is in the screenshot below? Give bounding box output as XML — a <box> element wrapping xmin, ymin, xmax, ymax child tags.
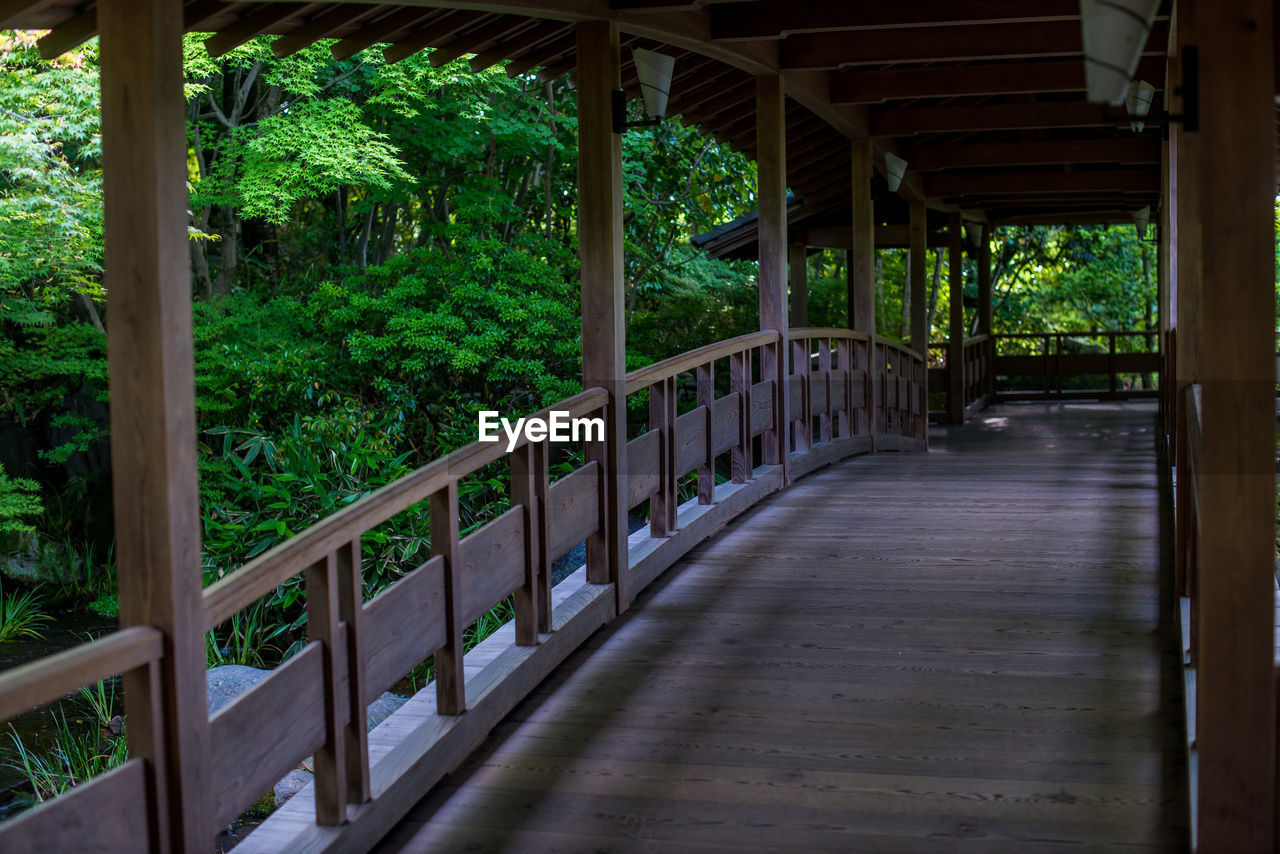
<box><xmin>906</xmin><ymin>138</ymin><xmax>1163</xmax><ymax>171</ymax></box>
<box><xmin>780</xmin><ymin>20</ymin><xmax>1168</xmax><ymax>70</ymax></box>
<box><xmin>923</xmin><ymin>169</ymin><xmax>1160</xmax><ymax>197</ymax></box>
<box><xmin>711</xmin><ymin>0</ymin><xmax>1081</xmax><ymax>41</ymax></box>
<box><xmin>870</xmin><ymin>101</ymin><xmax>1115</xmax><ymax>136</ymax></box>
<box><xmin>831</xmin><ymin>56</ymin><xmax>1166</xmax><ymax>104</ymax></box>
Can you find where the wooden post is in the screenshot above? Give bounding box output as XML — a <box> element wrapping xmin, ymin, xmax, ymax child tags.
<box><xmin>430</xmin><ymin>482</ymin><xmax>464</xmax><ymax>715</ymax></box>
<box><xmin>977</xmin><ymin>223</ymin><xmax>993</xmax><ymax>399</ymax></box>
<box><xmin>510</xmin><ymin>443</ymin><xmax>543</xmax><ymax>643</ymax></box>
<box><xmin>788</xmin><ymin>244</ymin><xmax>808</xmax><ymax>328</ymax></box>
<box><xmin>947</xmin><ymin>212</ymin><xmax>965</xmax><ymax>425</ymax></box>
<box><xmin>850</xmin><ymin>139</ymin><xmax>877</xmax><ymax>440</ymax></box>
<box><xmin>99</xmin><ymin>0</ymin><xmax>209</xmax><ymax>847</ymax></box>
<box><xmin>756</xmin><ymin>74</ymin><xmax>789</xmax><ymax>476</ymax></box>
<box><xmin>696</xmin><ymin>363</ymin><xmax>714</xmax><ymax>504</ymax></box>
<box><xmin>908</xmin><ymin>201</ymin><xmax>928</xmax><ymax>358</ymax></box>
<box><xmin>908</xmin><ymin>201</ymin><xmax>928</xmax><ymax>446</ymax></box>
<box><xmin>1171</xmin><ymin>9</ymin><xmax>1200</xmax><ymax>603</ymax></box>
<box><xmin>576</xmin><ymin>21</ymin><xmax>629</xmax><ymax>610</ymax></box>
<box><xmin>1193</xmin><ymin>0</ymin><xmax>1276</xmax><ymax>848</ymax></box>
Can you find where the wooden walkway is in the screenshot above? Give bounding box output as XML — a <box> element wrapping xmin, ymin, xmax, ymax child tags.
<box><xmin>374</xmin><ymin>402</ymin><xmax>1187</xmax><ymax>853</ymax></box>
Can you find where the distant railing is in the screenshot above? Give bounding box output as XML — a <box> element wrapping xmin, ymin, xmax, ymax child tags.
<box><xmin>993</xmin><ymin>330</ymin><xmax>1160</xmax><ymax>400</ymax></box>
<box><xmin>0</xmin><ymin>327</ymin><xmax>925</xmax><ymax>854</ymax></box>
<box><xmin>928</xmin><ymin>334</ymin><xmax>992</xmax><ymax>422</ymax></box>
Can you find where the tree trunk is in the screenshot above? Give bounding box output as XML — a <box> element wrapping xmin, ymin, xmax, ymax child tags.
<box><xmin>358</xmin><ymin>203</ymin><xmax>376</xmax><ymax>272</ymax></box>
<box><xmin>925</xmin><ymin>249</ymin><xmax>942</xmax><ymax>343</ymax></box>
<box><xmin>214</xmin><ymin>204</ymin><xmax>237</xmax><ymax>296</ymax></box>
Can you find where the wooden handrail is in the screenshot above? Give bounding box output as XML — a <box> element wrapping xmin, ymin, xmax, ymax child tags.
<box><xmin>875</xmin><ymin>336</ymin><xmax>924</xmax><ymax>363</ymax></box>
<box><xmin>624</xmin><ymin>330</ymin><xmax>778</xmax><ymax>394</ymax></box>
<box><xmin>788</xmin><ymin>327</ymin><xmax>872</xmax><ymax>342</ymax></box>
<box><xmin>0</xmin><ymin>626</ymin><xmax>163</xmax><ymax>722</ymax></box>
<box><xmin>203</xmin><ymin>387</ymin><xmax>608</xmax><ymax>628</ymax></box>
<box><xmin>962</xmin><ymin>334</ymin><xmax>989</xmax><ymax>347</ymax></box>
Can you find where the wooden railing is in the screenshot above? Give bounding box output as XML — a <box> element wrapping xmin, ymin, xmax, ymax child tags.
<box><xmin>0</xmin><ymin>328</ymin><xmax>926</xmax><ymax>854</ymax></box>
<box><xmin>928</xmin><ymin>335</ymin><xmax>992</xmax><ymax>422</ymax></box>
<box><xmin>993</xmin><ymin>331</ymin><xmax>1160</xmax><ymax>401</ymax></box>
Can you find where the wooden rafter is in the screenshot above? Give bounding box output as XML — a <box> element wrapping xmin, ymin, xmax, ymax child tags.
<box><xmin>831</xmin><ymin>56</ymin><xmax>1166</xmax><ymax>104</ymax></box>
<box><xmin>779</xmin><ymin>21</ymin><xmax>1168</xmax><ymax>70</ymax></box>
<box><xmin>907</xmin><ymin>138</ymin><xmax>1163</xmax><ymax>171</ymax></box>
<box><xmin>870</xmin><ymin>101</ymin><xmax>1115</xmax><ymax>136</ymax></box>
<box><xmin>711</xmin><ymin>0</ymin><xmax>1082</xmax><ymax>41</ymax></box>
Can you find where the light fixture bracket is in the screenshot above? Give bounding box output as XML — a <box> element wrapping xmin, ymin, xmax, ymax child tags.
<box><xmin>1105</xmin><ymin>48</ymin><xmax>1198</xmax><ymax>134</ymax></box>
<box><xmin>612</xmin><ymin>89</ymin><xmax>662</xmax><ymax>134</ymax></box>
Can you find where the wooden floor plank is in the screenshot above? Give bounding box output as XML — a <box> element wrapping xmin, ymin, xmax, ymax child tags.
<box><xmin>373</xmin><ymin>402</ymin><xmax>1187</xmax><ymax>853</ymax></box>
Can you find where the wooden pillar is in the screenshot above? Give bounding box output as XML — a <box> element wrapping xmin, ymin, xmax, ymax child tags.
<box><xmin>849</xmin><ymin>140</ymin><xmax>875</xmax><ymax>335</ymax></box>
<box><xmin>576</xmin><ymin>21</ymin><xmax>629</xmax><ymax>611</ymax></box>
<box><xmin>788</xmin><ymin>244</ymin><xmax>808</xmax><ymax>328</ymax></box>
<box><xmin>99</xmin><ymin>0</ymin><xmax>209</xmax><ymax>848</ymax></box>
<box><xmin>756</xmin><ymin>74</ymin><xmax>789</xmax><ymax>476</ymax></box>
<box><xmin>908</xmin><ymin>200</ymin><xmax>927</xmax><ymax>358</ymax></box>
<box><xmin>1193</xmin><ymin>0</ymin><xmax>1276</xmax><ymax>848</ymax></box>
<box><xmin>977</xmin><ymin>223</ymin><xmax>993</xmax><ymax>398</ymax></box>
<box><xmin>850</xmin><ymin>139</ymin><xmax>877</xmax><ymax>441</ymax></box>
<box><xmin>1172</xmin><ymin>8</ymin><xmax>1200</xmax><ymax>602</ymax></box>
<box><xmin>946</xmin><ymin>212</ymin><xmax>965</xmax><ymax>425</ymax></box>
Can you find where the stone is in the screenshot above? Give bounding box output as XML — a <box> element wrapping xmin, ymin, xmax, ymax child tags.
<box><xmin>205</xmin><ymin>665</ymin><xmax>409</xmax><ymax>810</ymax></box>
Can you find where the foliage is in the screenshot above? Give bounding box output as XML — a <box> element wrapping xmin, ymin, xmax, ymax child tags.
<box><xmin>0</xmin><ymin>463</ymin><xmax>42</xmax><ymax>538</ymax></box>
<box><xmin>0</xmin><ymin>584</ymin><xmax>50</xmax><ymax>641</ymax></box>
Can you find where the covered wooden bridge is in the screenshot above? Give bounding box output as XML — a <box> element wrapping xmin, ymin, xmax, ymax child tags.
<box><xmin>0</xmin><ymin>0</ymin><xmax>1272</xmax><ymax>851</ymax></box>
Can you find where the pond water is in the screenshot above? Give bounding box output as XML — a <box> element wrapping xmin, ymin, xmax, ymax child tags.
<box><xmin>0</xmin><ymin>603</ymin><xmax>116</xmax><ymax>817</ymax></box>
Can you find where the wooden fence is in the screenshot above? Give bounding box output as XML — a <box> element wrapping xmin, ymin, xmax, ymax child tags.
<box><xmin>930</xmin><ymin>330</ymin><xmax>1161</xmax><ymax>422</ymax></box>
<box><xmin>0</xmin><ymin>328</ymin><xmax>925</xmax><ymax>854</ymax></box>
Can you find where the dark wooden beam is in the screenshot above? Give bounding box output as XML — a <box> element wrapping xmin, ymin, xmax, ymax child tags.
<box><xmin>576</xmin><ymin>20</ymin><xmax>629</xmax><ymax>611</ymax></box>
<box><xmin>712</xmin><ymin>0</ymin><xmax>1081</xmax><ymax>41</ymax></box>
<box><xmin>469</xmin><ymin>20</ymin><xmax>567</xmax><ymax>71</ymax></box>
<box><xmin>870</xmin><ymin>101</ymin><xmax>1113</xmax><ymax>136</ymax></box>
<box><xmin>757</xmin><ymin>73</ymin><xmax>789</xmax><ymax>474</ymax></box>
<box><xmin>384</xmin><ymin>10</ymin><xmax>489</xmax><ymax>65</ymax></box>
<box><xmin>907</xmin><ymin>138</ymin><xmax>1163</xmax><ymax>171</ymax></box>
<box><xmin>1194</xmin><ymin>0</ymin><xmax>1278</xmax><ymax>846</ymax></box>
<box><xmin>99</xmin><ymin>0</ymin><xmax>210</xmax><ymax>846</ymax></box>
<box><xmin>505</xmin><ymin>31</ymin><xmax>575</xmax><ymax>76</ymax></box>
<box><xmin>781</xmin><ymin>22</ymin><xmax>1167</xmax><ymax>70</ymax></box>
<box><xmin>331</xmin><ymin>8</ymin><xmax>437</xmax><ymax>61</ymax></box>
<box><xmin>925</xmin><ymin>169</ymin><xmax>1158</xmax><ymax>197</ymax></box>
<box><xmin>272</xmin><ymin>4</ymin><xmax>379</xmax><ymax>59</ymax></box>
<box><xmin>429</xmin><ymin>16</ymin><xmax>533</xmax><ymax>67</ymax></box>
<box><xmin>832</xmin><ymin>56</ymin><xmax>1166</xmax><ymax>104</ymax></box>
<box><xmin>205</xmin><ymin>2</ymin><xmax>304</xmax><ymax>58</ymax></box>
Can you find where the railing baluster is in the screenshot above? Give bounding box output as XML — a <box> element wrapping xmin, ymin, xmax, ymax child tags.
<box><xmin>511</xmin><ymin>442</ymin><xmax>542</xmax><ymax>645</ymax></box>
<box><xmin>430</xmin><ymin>482</ymin><xmax>465</xmax><ymax>715</ymax></box>
<box><xmin>649</xmin><ymin>377</ymin><xmax>677</xmax><ymax>536</ymax></box>
<box><xmin>306</xmin><ymin>551</ymin><xmax>349</xmax><ymax>826</ymax></box>
<box><xmin>837</xmin><ymin>337</ymin><xmax>852</xmax><ymax>439</ymax></box>
<box><xmin>731</xmin><ymin>349</ymin><xmax>752</xmax><ymax>482</ymax></box>
<box><xmin>697</xmin><ymin>361</ymin><xmax>715</xmax><ymax>504</ymax></box>
<box><xmin>792</xmin><ymin>337</ymin><xmax>812</xmax><ymax>454</ymax></box>
<box><xmin>818</xmin><ymin>338</ymin><xmax>832</xmax><ymax>443</ymax></box>
<box><xmin>337</xmin><ymin>538</ymin><xmax>370</xmax><ymax>805</ymax></box>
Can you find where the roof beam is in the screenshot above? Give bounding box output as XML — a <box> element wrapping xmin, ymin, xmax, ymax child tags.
<box><xmin>832</xmin><ymin>56</ymin><xmax>1166</xmax><ymax>104</ymax></box>
<box><xmin>780</xmin><ymin>20</ymin><xmax>1168</xmax><ymax>70</ymax></box>
<box><xmin>469</xmin><ymin>20</ymin><xmax>568</xmax><ymax>71</ymax></box>
<box><xmin>272</xmin><ymin>4</ymin><xmax>381</xmax><ymax>59</ymax></box>
<box><xmin>870</xmin><ymin>101</ymin><xmax>1114</xmax><ymax>136</ymax></box>
<box><xmin>428</xmin><ymin>16</ymin><xmax>533</xmax><ymax>66</ymax></box>
<box><xmin>923</xmin><ymin>169</ymin><xmax>1159</xmax><ymax>198</ymax></box>
<box><xmin>384</xmin><ymin>10</ymin><xmax>490</xmax><ymax>64</ymax></box>
<box><xmin>712</xmin><ymin>0</ymin><xmax>1081</xmax><ymax>41</ymax></box>
<box><xmin>205</xmin><ymin>3</ymin><xmax>308</xmax><ymax>58</ymax></box>
<box><xmin>907</xmin><ymin>138</ymin><xmax>1163</xmax><ymax>171</ymax></box>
